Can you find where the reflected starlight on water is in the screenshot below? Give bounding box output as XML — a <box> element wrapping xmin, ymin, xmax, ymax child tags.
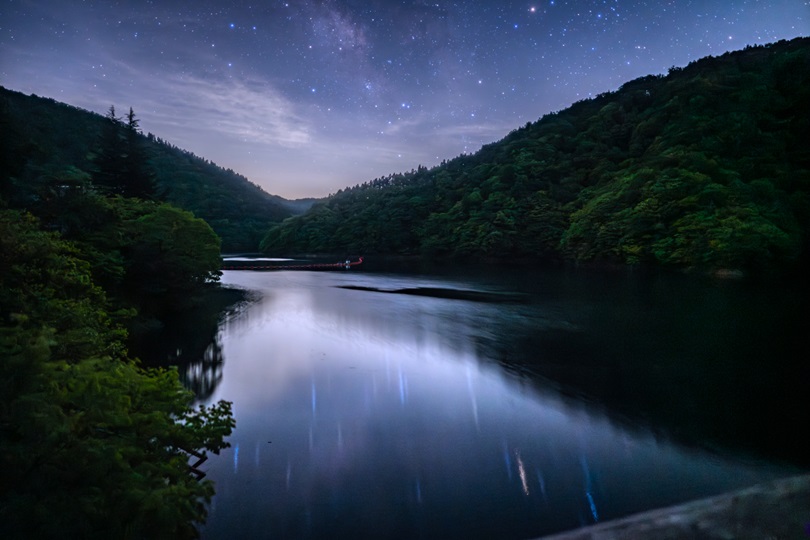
<box><xmin>502</xmin><ymin>441</ymin><xmax>513</xmax><ymax>482</ymax></box>
<box><xmin>310</xmin><ymin>379</ymin><xmax>316</xmax><ymax>416</ymax></box>
<box><xmin>537</xmin><ymin>470</ymin><xmax>548</xmax><ymax>501</ymax></box>
<box><xmin>467</xmin><ymin>364</ymin><xmax>480</xmax><ymax>431</ymax></box>
<box><xmin>516</xmin><ymin>449</ymin><xmax>530</xmax><ymax>496</ymax></box>
<box><xmin>586</xmin><ymin>490</ymin><xmax>599</xmax><ymax>523</ymax></box>
<box><xmin>197</xmin><ymin>269</ymin><xmax>800</xmax><ymax>540</ymax></box>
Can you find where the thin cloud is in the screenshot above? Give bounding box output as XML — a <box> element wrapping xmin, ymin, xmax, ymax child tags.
<box><xmin>145</xmin><ymin>75</ymin><xmax>311</xmax><ymax>148</ymax></box>
<box><xmin>433</xmin><ymin>121</ymin><xmax>512</xmax><ymax>141</ymax></box>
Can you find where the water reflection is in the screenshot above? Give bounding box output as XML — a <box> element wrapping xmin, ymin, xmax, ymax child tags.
<box><xmin>134</xmin><ymin>320</ymin><xmax>227</xmax><ymax>401</ymax></box>
<box><xmin>198</xmin><ymin>269</ymin><xmax>800</xmax><ymax>539</ymax></box>
<box><xmin>182</xmin><ymin>338</ymin><xmax>225</xmax><ymax>401</ymax></box>
<box><xmin>130</xmin><ymin>287</ymin><xmax>246</xmax><ymax>400</ymax></box>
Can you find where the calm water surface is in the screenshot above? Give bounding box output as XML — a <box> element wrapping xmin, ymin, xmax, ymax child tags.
<box><xmin>194</xmin><ymin>264</ymin><xmax>806</xmax><ymax>539</ymax></box>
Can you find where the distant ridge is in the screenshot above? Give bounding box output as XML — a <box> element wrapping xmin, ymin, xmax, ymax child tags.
<box><xmin>0</xmin><ymin>86</ymin><xmax>298</xmax><ymax>251</ymax></box>
<box><xmin>260</xmin><ymin>37</ymin><xmax>810</xmax><ymax>276</ymax></box>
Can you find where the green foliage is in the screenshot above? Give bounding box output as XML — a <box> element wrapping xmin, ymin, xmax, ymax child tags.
<box><xmin>124</xmin><ymin>204</ymin><xmax>223</xmax><ymax>302</ymax></box>
<box><xmin>0</xmin><ymin>88</ymin><xmax>293</xmax><ymax>251</ymax></box>
<box><xmin>0</xmin><ymin>209</ymin><xmax>234</xmax><ymax>538</ymax></box>
<box><xmin>261</xmin><ymin>38</ymin><xmax>810</xmax><ymax>275</ymax></box>
<box><xmin>144</xmin><ymin>139</ymin><xmax>292</xmax><ymax>251</ymax></box>
<box><xmin>1</xmin><ymin>170</ymin><xmax>223</xmax><ymax>316</ymax></box>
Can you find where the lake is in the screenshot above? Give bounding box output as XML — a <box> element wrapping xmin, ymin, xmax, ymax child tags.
<box><xmin>185</xmin><ymin>261</ymin><xmax>807</xmax><ymax>539</ymax></box>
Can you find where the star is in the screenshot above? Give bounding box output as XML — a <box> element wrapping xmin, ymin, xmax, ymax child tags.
<box><xmin>1</xmin><ymin>0</ymin><xmax>804</xmax><ymax>198</ymax></box>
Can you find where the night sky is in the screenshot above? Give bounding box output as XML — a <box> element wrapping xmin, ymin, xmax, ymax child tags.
<box><xmin>1</xmin><ymin>1</ymin><xmax>807</xmax><ymax>199</ymax></box>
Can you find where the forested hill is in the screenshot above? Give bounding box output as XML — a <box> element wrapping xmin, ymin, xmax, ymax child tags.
<box><xmin>261</xmin><ymin>37</ymin><xmax>810</xmax><ymax>276</ymax></box>
<box><xmin>0</xmin><ymin>86</ymin><xmax>293</xmax><ymax>251</ymax></box>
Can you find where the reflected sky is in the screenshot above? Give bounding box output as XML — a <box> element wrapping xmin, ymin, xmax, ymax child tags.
<box><xmin>200</xmin><ymin>270</ymin><xmax>792</xmax><ymax>539</ymax></box>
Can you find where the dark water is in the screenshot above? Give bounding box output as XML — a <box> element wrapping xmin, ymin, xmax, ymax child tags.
<box><xmin>187</xmin><ymin>263</ymin><xmax>807</xmax><ymax>539</ymax></box>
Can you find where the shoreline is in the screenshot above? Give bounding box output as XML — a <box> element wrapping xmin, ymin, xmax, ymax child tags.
<box><xmin>538</xmin><ymin>474</ymin><xmax>810</xmax><ymax>539</ymax></box>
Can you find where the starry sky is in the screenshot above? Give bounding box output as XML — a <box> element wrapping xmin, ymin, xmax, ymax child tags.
<box><xmin>1</xmin><ymin>1</ymin><xmax>807</xmax><ymax>199</ymax></box>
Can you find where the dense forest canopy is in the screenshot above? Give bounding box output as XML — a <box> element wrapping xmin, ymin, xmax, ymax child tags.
<box><xmin>261</xmin><ymin>38</ymin><xmax>810</xmax><ymax>276</ymax></box>
<box><xmin>0</xmin><ymin>86</ymin><xmax>297</xmax><ymax>251</ymax></box>
<box><xmin>1</xmin><ymin>86</ymin><xmax>241</xmax><ymax>535</ymax></box>
<box><xmin>0</xmin><ymin>201</ymin><xmax>236</xmax><ymax>536</ymax></box>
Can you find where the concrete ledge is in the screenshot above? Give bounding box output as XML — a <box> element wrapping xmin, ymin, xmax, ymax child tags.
<box><xmin>539</xmin><ymin>474</ymin><xmax>810</xmax><ymax>540</ymax></box>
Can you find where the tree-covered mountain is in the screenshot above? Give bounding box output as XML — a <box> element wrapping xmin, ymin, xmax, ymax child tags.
<box><xmin>0</xmin><ymin>86</ymin><xmax>293</xmax><ymax>251</ymax></box>
<box><xmin>2</xmin><ymin>89</ymin><xmax>244</xmax><ymax>535</ymax></box>
<box><xmin>261</xmin><ymin>38</ymin><xmax>810</xmax><ymax>276</ymax></box>
<box><xmin>271</xmin><ymin>195</ymin><xmax>321</xmax><ymax>215</ymax></box>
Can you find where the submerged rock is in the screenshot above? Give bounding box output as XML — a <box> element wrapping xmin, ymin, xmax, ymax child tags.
<box><xmin>336</xmin><ymin>285</ymin><xmax>530</xmax><ymax>303</ymax></box>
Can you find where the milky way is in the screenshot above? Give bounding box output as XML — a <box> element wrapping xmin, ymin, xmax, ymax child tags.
<box><xmin>1</xmin><ymin>0</ymin><xmax>807</xmax><ymax>198</ymax></box>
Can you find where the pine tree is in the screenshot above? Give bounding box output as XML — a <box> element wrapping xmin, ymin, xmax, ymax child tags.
<box><xmin>91</xmin><ymin>105</ymin><xmax>125</xmax><ymax>194</ymax></box>
<box><xmin>92</xmin><ymin>106</ymin><xmax>155</xmax><ymax>198</ymax></box>
<box><xmin>122</xmin><ymin>107</ymin><xmax>155</xmax><ymax>199</ymax></box>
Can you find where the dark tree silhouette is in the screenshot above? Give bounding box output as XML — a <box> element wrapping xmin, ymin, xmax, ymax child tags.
<box><xmin>92</xmin><ymin>106</ymin><xmax>155</xmax><ymax>198</ymax></box>
<box><xmin>122</xmin><ymin>107</ymin><xmax>155</xmax><ymax>198</ymax></box>
<box><xmin>91</xmin><ymin>105</ymin><xmax>126</xmax><ymax>194</ymax></box>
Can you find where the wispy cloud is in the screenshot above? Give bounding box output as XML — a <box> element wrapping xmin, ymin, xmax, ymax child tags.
<box><xmin>143</xmin><ymin>75</ymin><xmax>311</xmax><ymax>148</ymax></box>
<box><xmin>433</xmin><ymin>121</ymin><xmax>512</xmax><ymax>141</ymax></box>
<box><xmin>379</xmin><ymin>114</ymin><xmax>431</xmax><ymax>136</ymax></box>
<box><xmin>5</xmin><ymin>41</ymin><xmax>311</xmax><ymax>151</ymax></box>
